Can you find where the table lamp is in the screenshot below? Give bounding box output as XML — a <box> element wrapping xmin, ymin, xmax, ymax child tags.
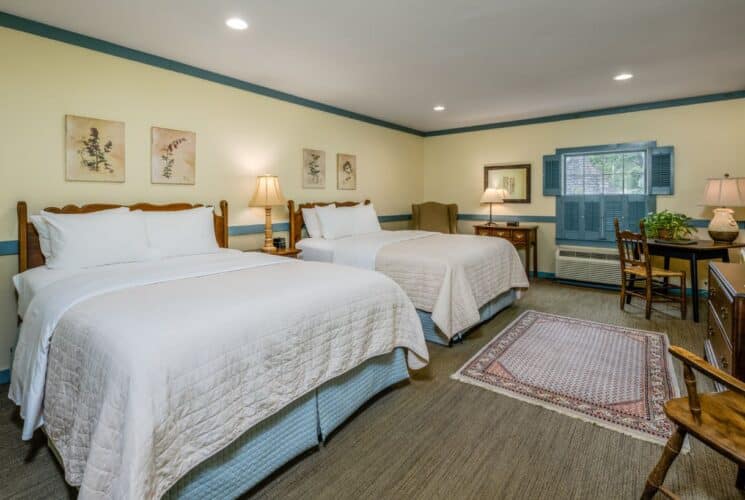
<box><xmin>701</xmin><ymin>174</ymin><xmax>745</xmax><ymax>242</ymax></box>
<box><xmin>480</xmin><ymin>187</ymin><xmax>509</xmax><ymax>227</ymax></box>
<box><xmin>249</xmin><ymin>174</ymin><xmax>286</xmax><ymax>252</ymax></box>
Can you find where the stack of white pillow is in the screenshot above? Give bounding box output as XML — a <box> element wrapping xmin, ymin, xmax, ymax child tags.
<box><xmin>31</xmin><ymin>207</ymin><xmax>219</xmax><ymax>269</ymax></box>
<box><xmin>301</xmin><ymin>203</ymin><xmax>381</xmax><ymax>240</ymax></box>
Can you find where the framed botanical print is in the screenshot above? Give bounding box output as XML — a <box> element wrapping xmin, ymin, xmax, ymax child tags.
<box><xmin>484</xmin><ymin>163</ymin><xmax>531</xmax><ymax>203</ymax></box>
<box><xmin>337</xmin><ymin>153</ymin><xmax>356</xmax><ymax>190</ymax></box>
<box><xmin>302</xmin><ymin>148</ymin><xmax>326</xmax><ymax>188</ymax></box>
<box><xmin>151</xmin><ymin>127</ymin><xmax>196</xmax><ymax>185</ymax></box>
<box><xmin>65</xmin><ymin>114</ymin><xmax>125</xmax><ymax>182</ymax></box>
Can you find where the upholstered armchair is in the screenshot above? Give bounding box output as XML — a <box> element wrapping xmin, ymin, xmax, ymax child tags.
<box><xmin>412</xmin><ymin>202</ymin><xmax>458</xmax><ymax>234</ymax></box>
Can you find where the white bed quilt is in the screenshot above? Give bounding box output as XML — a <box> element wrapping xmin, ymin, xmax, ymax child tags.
<box><xmin>9</xmin><ymin>252</ymin><xmax>427</xmax><ymax>499</ymax></box>
<box><xmin>326</xmin><ymin>231</ymin><xmax>529</xmax><ymax>338</ymax></box>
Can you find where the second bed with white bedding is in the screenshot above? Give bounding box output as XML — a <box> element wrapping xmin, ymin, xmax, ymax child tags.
<box><xmin>297</xmin><ymin>230</ymin><xmax>530</xmax><ymax>343</ymax></box>
<box><xmin>10</xmin><ymin>250</ymin><xmax>428</xmax><ymax>499</ymax></box>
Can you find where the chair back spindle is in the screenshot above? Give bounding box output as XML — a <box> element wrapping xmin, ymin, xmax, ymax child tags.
<box><xmin>614</xmin><ymin>218</ymin><xmax>652</xmax><ymax>275</ymax></box>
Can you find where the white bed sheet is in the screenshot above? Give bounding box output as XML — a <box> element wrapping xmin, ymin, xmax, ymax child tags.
<box><xmin>10</xmin><ymin>251</ymin><xmax>427</xmax><ymax>499</ymax></box>
<box><xmin>296</xmin><ymin>237</ymin><xmax>336</xmax><ymax>263</ymax></box>
<box><xmin>299</xmin><ymin>230</ymin><xmax>529</xmax><ymax>338</ymax></box>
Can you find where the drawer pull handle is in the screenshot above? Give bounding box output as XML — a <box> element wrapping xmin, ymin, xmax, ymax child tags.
<box><xmin>720</xmin><ymin>306</ymin><xmax>728</xmax><ymax>322</ymax></box>
<box><xmin>707</xmin><ymin>326</ymin><xmax>714</xmax><ymax>338</ymax></box>
<box><xmin>721</xmin><ymin>357</ymin><xmax>729</xmax><ymax>369</ymax></box>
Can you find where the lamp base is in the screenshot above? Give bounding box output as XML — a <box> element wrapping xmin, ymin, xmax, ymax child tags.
<box><xmin>708</xmin><ymin>208</ymin><xmax>740</xmax><ymax>242</ymax></box>
<box><xmin>263</xmin><ymin>207</ymin><xmax>277</xmax><ymax>252</ymax></box>
<box><xmin>482</xmin><ymin>221</ymin><xmax>499</xmax><ymax>227</ymax></box>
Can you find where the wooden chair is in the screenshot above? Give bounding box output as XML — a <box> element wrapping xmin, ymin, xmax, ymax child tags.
<box><xmin>614</xmin><ymin>218</ymin><xmax>687</xmax><ymax>320</ymax></box>
<box><xmin>412</xmin><ymin>202</ymin><xmax>458</xmax><ymax>234</ymax></box>
<box><xmin>641</xmin><ymin>346</ymin><xmax>745</xmax><ymax>499</ymax></box>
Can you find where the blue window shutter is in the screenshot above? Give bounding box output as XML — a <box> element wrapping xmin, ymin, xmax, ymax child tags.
<box><xmin>582</xmin><ymin>196</ymin><xmax>602</xmax><ymax>240</ymax></box>
<box><xmin>649</xmin><ymin>146</ymin><xmax>674</xmax><ymax>195</ymax></box>
<box><xmin>557</xmin><ymin>196</ymin><xmax>582</xmax><ymax>240</ymax></box>
<box><xmin>603</xmin><ymin>195</ymin><xmax>624</xmax><ymax>240</ymax></box>
<box><xmin>623</xmin><ymin>195</ymin><xmax>653</xmax><ymax>232</ymax></box>
<box><xmin>543</xmin><ymin>154</ymin><xmax>561</xmax><ymax>195</ymax></box>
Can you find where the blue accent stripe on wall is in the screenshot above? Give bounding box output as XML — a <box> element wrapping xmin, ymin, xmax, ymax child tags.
<box><xmin>457</xmin><ymin>214</ymin><xmax>557</xmax><ymax>223</ymax></box>
<box><xmin>378</xmin><ymin>214</ymin><xmax>412</xmax><ymax>223</ymax></box>
<box><xmin>1</xmin><ymin>12</ymin><xmax>744</xmax><ymax>138</ymax></box>
<box><xmin>0</xmin><ymin>12</ymin><xmax>423</xmax><ymax>137</ymax></box>
<box><xmin>0</xmin><ymin>369</ymin><xmax>9</xmax><ymax>385</ymax></box>
<box><xmin>0</xmin><ymin>240</ymin><xmax>19</xmax><ymax>256</ymax></box>
<box><xmin>424</xmin><ymin>91</ymin><xmax>745</xmax><ymax>137</ymax></box>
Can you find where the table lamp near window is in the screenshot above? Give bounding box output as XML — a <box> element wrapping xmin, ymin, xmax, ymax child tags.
<box><xmin>249</xmin><ymin>174</ymin><xmax>286</xmax><ymax>252</ymax></box>
<box><xmin>480</xmin><ymin>187</ymin><xmax>509</xmax><ymax>227</ymax></box>
<box><xmin>701</xmin><ymin>174</ymin><xmax>745</xmax><ymax>242</ymax></box>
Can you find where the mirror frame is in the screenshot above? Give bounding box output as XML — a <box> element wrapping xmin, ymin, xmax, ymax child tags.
<box><xmin>483</xmin><ymin>163</ymin><xmax>531</xmax><ymax>203</ymax></box>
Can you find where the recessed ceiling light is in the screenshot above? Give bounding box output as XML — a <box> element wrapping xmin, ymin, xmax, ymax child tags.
<box><xmin>433</xmin><ymin>105</ymin><xmax>446</xmax><ymax>112</ymax></box>
<box><xmin>226</xmin><ymin>17</ymin><xmax>248</xmax><ymax>30</ymax></box>
<box><xmin>613</xmin><ymin>73</ymin><xmax>633</xmax><ymax>81</ymax></box>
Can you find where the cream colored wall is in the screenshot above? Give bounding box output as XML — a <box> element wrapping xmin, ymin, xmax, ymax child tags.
<box><xmin>0</xmin><ymin>27</ymin><xmax>423</xmax><ymax>371</ymax></box>
<box><xmin>423</xmin><ymin>99</ymin><xmax>745</xmax><ymax>276</ymax></box>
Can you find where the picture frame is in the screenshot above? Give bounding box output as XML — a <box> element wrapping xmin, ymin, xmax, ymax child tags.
<box><xmin>337</xmin><ymin>153</ymin><xmax>357</xmax><ymax>190</ymax></box>
<box><xmin>151</xmin><ymin>127</ymin><xmax>196</xmax><ymax>185</ymax></box>
<box><xmin>65</xmin><ymin>114</ymin><xmax>125</xmax><ymax>182</ymax></box>
<box><xmin>484</xmin><ymin>163</ymin><xmax>531</xmax><ymax>203</ymax></box>
<box><xmin>302</xmin><ymin>148</ymin><xmax>326</xmax><ymax>189</ymax></box>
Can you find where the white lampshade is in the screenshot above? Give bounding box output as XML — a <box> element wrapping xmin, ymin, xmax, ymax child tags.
<box><xmin>701</xmin><ymin>175</ymin><xmax>745</xmax><ymax>207</ymax></box>
<box><xmin>480</xmin><ymin>188</ymin><xmax>509</xmax><ymax>204</ymax></box>
<box><xmin>249</xmin><ymin>174</ymin><xmax>286</xmax><ymax>207</ymax></box>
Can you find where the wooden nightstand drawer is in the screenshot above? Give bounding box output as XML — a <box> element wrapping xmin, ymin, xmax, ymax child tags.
<box><xmin>511</xmin><ymin>231</ymin><xmax>527</xmax><ymax>243</ymax></box>
<box><xmin>709</xmin><ymin>272</ymin><xmax>734</xmax><ymax>343</ymax></box>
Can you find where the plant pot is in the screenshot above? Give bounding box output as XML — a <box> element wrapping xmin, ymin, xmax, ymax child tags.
<box><xmin>657</xmin><ymin>229</ymin><xmax>672</xmax><ymax>240</ymax></box>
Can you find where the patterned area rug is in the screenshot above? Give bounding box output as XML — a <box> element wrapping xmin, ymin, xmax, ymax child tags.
<box><xmin>452</xmin><ymin>310</ymin><xmax>681</xmax><ymax>446</ymax></box>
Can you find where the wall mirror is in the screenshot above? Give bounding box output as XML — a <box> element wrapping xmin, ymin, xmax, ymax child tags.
<box><xmin>483</xmin><ymin>163</ymin><xmax>531</xmax><ymax>203</ymax></box>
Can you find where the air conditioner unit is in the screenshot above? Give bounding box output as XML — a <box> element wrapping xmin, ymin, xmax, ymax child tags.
<box><xmin>555</xmin><ymin>245</ymin><xmax>622</xmax><ymax>286</ymax></box>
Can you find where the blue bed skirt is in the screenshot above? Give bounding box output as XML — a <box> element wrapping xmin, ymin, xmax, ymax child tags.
<box><xmin>418</xmin><ymin>289</ymin><xmax>517</xmax><ymax>346</ymax></box>
<box><xmin>164</xmin><ymin>347</ymin><xmax>409</xmax><ymax>499</ymax></box>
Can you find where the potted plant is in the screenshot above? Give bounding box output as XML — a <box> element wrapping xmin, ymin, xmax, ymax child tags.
<box><xmin>642</xmin><ymin>210</ymin><xmax>695</xmax><ymax>242</ymax></box>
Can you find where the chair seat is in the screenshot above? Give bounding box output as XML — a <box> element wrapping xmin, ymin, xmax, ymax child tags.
<box><xmin>665</xmin><ymin>391</ymin><xmax>745</xmax><ymax>465</ymax></box>
<box><xmin>623</xmin><ymin>265</ymin><xmax>684</xmax><ymax>278</ymax></box>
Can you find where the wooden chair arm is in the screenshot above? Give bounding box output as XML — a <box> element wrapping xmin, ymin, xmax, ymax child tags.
<box><xmin>669</xmin><ymin>346</ymin><xmax>745</xmax><ymax>395</ymax></box>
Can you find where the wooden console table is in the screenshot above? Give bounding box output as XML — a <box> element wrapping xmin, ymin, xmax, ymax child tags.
<box><xmin>647</xmin><ymin>239</ymin><xmax>745</xmax><ymax>322</ymax></box>
<box><xmin>474</xmin><ymin>224</ymin><xmax>538</xmax><ymax>278</ymax></box>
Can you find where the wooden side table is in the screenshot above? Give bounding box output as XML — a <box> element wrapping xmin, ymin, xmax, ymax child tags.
<box><xmin>260</xmin><ymin>248</ymin><xmax>302</xmax><ymax>258</ymax></box>
<box><xmin>473</xmin><ymin>224</ymin><xmax>538</xmax><ymax>278</ymax></box>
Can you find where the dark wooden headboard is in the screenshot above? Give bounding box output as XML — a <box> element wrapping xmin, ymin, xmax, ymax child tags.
<box><xmin>17</xmin><ymin>200</ymin><xmax>229</xmax><ymax>272</ymax></box>
<box><xmin>287</xmin><ymin>199</ymin><xmax>370</xmax><ymax>250</ymax></box>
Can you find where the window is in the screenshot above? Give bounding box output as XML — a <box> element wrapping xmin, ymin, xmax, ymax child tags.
<box><xmin>543</xmin><ymin>142</ymin><xmax>674</xmax><ymax>244</ymax></box>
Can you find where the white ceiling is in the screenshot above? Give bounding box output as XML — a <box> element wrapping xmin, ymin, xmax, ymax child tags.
<box><xmin>2</xmin><ymin>0</ymin><xmax>744</xmax><ymax>133</ymax></box>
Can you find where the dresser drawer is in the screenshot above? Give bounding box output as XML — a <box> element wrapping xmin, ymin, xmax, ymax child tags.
<box><xmin>707</xmin><ymin>308</ymin><xmax>734</xmax><ymax>374</ymax></box>
<box><xmin>709</xmin><ymin>273</ymin><xmax>734</xmax><ymax>343</ymax></box>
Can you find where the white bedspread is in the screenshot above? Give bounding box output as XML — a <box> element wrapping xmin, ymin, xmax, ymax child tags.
<box><xmin>305</xmin><ymin>231</ymin><xmax>529</xmax><ymax>338</ymax></box>
<box><xmin>9</xmin><ymin>252</ymin><xmax>427</xmax><ymax>499</ymax></box>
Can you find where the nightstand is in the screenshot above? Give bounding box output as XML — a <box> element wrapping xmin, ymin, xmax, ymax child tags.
<box><xmin>474</xmin><ymin>224</ymin><xmax>538</xmax><ymax>278</ymax></box>
<box><xmin>261</xmin><ymin>248</ymin><xmax>302</xmax><ymax>258</ymax></box>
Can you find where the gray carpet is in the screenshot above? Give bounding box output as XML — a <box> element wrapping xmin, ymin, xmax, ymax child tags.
<box><xmin>1</xmin><ymin>281</ymin><xmax>740</xmax><ymax>499</ymax></box>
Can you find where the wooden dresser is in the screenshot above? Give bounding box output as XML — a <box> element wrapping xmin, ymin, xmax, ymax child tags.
<box><xmin>473</xmin><ymin>224</ymin><xmax>538</xmax><ymax>278</ymax></box>
<box><xmin>707</xmin><ymin>262</ymin><xmax>745</xmax><ymax>383</ymax></box>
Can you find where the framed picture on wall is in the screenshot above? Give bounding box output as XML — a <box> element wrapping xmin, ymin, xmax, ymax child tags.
<box><xmin>484</xmin><ymin>163</ymin><xmax>531</xmax><ymax>203</ymax></box>
<box><xmin>336</xmin><ymin>153</ymin><xmax>356</xmax><ymax>190</ymax></box>
<box><xmin>65</xmin><ymin>114</ymin><xmax>125</xmax><ymax>182</ymax></box>
<box><xmin>302</xmin><ymin>148</ymin><xmax>326</xmax><ymax>188</ymax></box>
<box><xmin>151</xmin><ymin>127</ymin><xmax>196</xmax><ymax>185</ymax></box>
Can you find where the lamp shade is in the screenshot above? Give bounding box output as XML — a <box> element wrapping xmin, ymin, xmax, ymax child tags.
<box><xmin>249</xmin><ymin>174</ymin><xmax>285</xmax><ymax>207</ymax></box>
<box><xmin>701</xmin><ymin>176</ymin><xmax>745</xmax><ymax>207</ymax></box>
<box><xmin>480</xmin><ymin>188</ymin><xmax>509</xmax><ymax>204</ymax></box>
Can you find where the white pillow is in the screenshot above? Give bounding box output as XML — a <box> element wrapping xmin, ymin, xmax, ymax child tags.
<box><xmin>302</xmin><ymin>204</ymin><xmax>335</xmax><ymax>239</ymax></box>
<box><xmin>31</xmin><ymin>207</ymin><xmax>129</xmax><ymax>259</ymax></box>
<box><xmin>316</xmin><ymin>203</ymin><xmax>381</xmax><ymax>239</ymax></box>
<box><xmin>143</xmin><ymin>207</ymin><xmax>220</xmax><ymax>258</ymax></box>
<box><xmin>43</xmin><ymin>210</ymin><xmax>153</xmax><ymax>269</ymax></box>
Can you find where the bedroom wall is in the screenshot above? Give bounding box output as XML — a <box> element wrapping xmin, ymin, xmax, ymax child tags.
<box><xmin>422</xmin><ymin>99</ymin><xmax>745</xmax><ymax>276</ymax></box>
<box><xmin>0</xmin><ymin>27</ymin><xmax>424</xmax><ymax>373</ymax></box>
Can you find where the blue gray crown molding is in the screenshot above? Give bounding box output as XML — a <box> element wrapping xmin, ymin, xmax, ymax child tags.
<box><xmin>0</xmin><ymin>12</ymin><xmax>423</xmax><ymax>137</ymax></box>
<box><xmin>423</xmin><ymin>92</ymin><xmax>745</xmax><ymax>137</ymax></box>
<box><xmin>1</xmin><ymin>12</ymin><xmax>744</xmax><ymax>138</ymax></box>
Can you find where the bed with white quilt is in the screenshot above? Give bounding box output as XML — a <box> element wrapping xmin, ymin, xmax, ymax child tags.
<box><xmin>288</xmin><ymin>200</ymin><xmax>530</xmax><ymax>346</ymax></box>
<box><xmin>10</xmin><ymin>200</ymin><xmax>428</xmax><ymax>500</ymax></box>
